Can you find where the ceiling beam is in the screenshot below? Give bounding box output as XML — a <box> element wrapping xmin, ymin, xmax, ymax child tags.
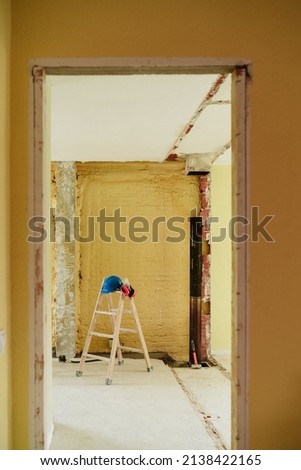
<box><xmin>165</xmin><ymin>73</ymin><xmax>228</xmax><ymax>161</ymax></box>
<box><xmin>208</xmin><ymin>99</ymin><xmax>231</xmax><ymax>105</ymax></box>
<box><xmin>212</xmin><ymin>140</ymin><xmax>231</xmax><ymax>163</ymax></box>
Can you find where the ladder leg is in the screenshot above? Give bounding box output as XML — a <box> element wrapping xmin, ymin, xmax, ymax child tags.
<box><xmin>130</xmin><ymin>298</ymin><xmax>153</xmax><ymax>372</ymax></box>
<box><xmin>106</xmin><ymin>294</ymin><xmax>124</xmax><ymax>384</ymax></box>
<box><xmin>76</xmin><ymin>292</ymin><xmax>102</xmax><ymax>376</ymax></box>
<box><xmin>107</xmin><ymin>293</ymin><xmax>123</xmax><ymax>365</ymax></box>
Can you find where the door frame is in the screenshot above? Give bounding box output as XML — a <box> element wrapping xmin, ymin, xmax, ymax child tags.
<box><xmin>29</xmin><ymin>57</ymin><xmax>251</xmax><ymax>449</ymax></box>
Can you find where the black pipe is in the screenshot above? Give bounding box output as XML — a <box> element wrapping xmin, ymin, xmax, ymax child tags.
<box><xmin>189</xmin><ymin>217</ymin><xmax>202</xmax><ymax>364</ymax></box>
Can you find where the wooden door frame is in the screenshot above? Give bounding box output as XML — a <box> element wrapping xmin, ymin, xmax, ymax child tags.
<box><xmin>29</xmin><ymin>57</ymin><xmax>251</xmax><ymax>449</ymax></box>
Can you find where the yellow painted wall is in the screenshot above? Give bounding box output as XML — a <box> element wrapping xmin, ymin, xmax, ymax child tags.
<box><xmin>211</xmin><ymin>164</ymin><xmax>232</xmax><ymax>352</ymax></box>
<box><xmin>76</xmin><ymin>162</ymin><xmax>199</xmax><ymax>360</ymax></box>
<box><xmin>0</xmin><ymin>0</ymin><xmax>11</xmax><ymax>450</ymax></box>
<box><xmin>10</xmin><ymin>0</ymin><xmax>301</xmax><ymax>449</ymax></box>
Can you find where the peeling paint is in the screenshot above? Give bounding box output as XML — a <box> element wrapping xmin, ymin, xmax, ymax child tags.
<box><xmin>235</xmin><ymin>66</ymin><xmax>245</xmax><ymax>77</ymax></box>
<box><xmin>200</xmin><ymin>174</ymin><xmax>211</xmax><ymax>242</ymax></box>
<box><xmin>166</xmin><ymin>153</ymin><xmax>178</xmax><ymax>161</ymax></box>
<box><xmin>34</xmin><ymin>354</ymin><xmax>44</xmax><ymax>382</ymax></box>
<box><xmin>201</xmin><ymin>314</ymin><xmax>211</xmax><ymax>361</ymax></box>
<box><xmin>34</xmin><ymin>247</ymin><xmax>43</xmax><ymax>308</ymax></box>
<box><xmin>32</xmin><ymin>66</ymin><xmax>46</xmax><ymax>79</ymax></box>
<box><xmin>185</xmin><ymin>124</ymin><xmax>194</xmax><ymax>135</ymax></box>
<box><xmin>204</xmin><ymin>74</ymin><xmax>227</xmax><ymax>102</ymax></box>
<box><xmin>202</xmin><ymin>254</ymin><xmax>211</xmax><ymax>303</ymax></box>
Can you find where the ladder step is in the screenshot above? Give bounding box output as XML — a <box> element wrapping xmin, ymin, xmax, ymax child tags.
<box><xmin>94</xmin><ymin>309</ymin><xmax>132</xmax><ymax>315</ymax></box>
<box><xmin>90</xmin><ymin>332</ymin><xmax>114</xmax><ymax>339</ymax></box>
<box><xmin>85</xmin><ymin>353</ymin><xmax>110</xmax><ymax>362</ymax></box>
<box><xmin>119</xmin><ymin>328</ymin><xmax>138</xmax><ymax>334</ymax></box>
<box><xmin>119</xmin><ymin>346</ymin><xmax>143</xmax><ymax>353</ymax></box>
<box><xmin>95</xmin><ymin>310</ymin><xmax>117</xmax><ymax>316</ymax></box>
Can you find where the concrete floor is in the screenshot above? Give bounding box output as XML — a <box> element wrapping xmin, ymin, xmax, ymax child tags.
<box><xmin>50</xmin><ymin>354</ymin><xmax>230</xmax><ymax>450</ymax></box>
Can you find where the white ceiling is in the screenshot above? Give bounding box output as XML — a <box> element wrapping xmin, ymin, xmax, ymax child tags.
<box><xmin>47</xmin><ymin>73</ymin><xmax>231</xmax><ymax>165</ymax></box>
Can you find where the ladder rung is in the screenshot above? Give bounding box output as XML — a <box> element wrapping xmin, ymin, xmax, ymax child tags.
<box><xmin>119</xmin><ymin>328</ymin><xmax>138</xmax><ymax>334</ymax></box>
<box><xmin>119</xmin><ymin>346</ymin><xmax>143</xmax><ymax>353</ymax></box>
<box><xmin>90</xmin><ymin>332</ymin><xmax>114</xmax><ymax>339</ymax></box>
<box><xmin>85</xmin><ymin>353</ymin><xmax>110</xmax><ymax>362</ymax></box>
<box><xmin>95</xmin><ymin>310</ymin><xmax>117</xmax><ymax>316</ymax></box>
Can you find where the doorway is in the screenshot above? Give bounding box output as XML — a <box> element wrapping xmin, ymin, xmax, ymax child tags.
<box><xmin>29</xmin><ymin>57</ymin><xmax>250</xmax><ymax>449</ymax></box>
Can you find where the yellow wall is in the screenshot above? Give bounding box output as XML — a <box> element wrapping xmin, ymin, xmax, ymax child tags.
<box><xmin>211</xmin><ymin>164</ymin><xmax>232</xmax><ymax>352</ymax></box>
<box><xmin>10</xmin><ymin>0</ymin><xmax>301</xmax><ymax>449</ymax></box>
<box><xmin>0</xmin><ymin>0</ymin><xmax>11</xmax><ymax>450</ymax></box>
<box><xmin>76</xmin><ymin>162</ymin><xmax>199</xmax><ymax>360</ymax></box>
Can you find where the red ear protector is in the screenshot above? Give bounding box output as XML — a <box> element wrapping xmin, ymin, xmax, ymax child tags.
<box><xmin>121</xmin><ymin>284</ymin><xmax>136</xmax><ymax>298</ymax></box>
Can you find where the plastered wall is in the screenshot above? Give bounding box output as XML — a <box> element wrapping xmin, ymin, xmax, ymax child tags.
<box><xmin>54</xmin><ymin>162</ymin><xmax>77</xmax><ymax>360</ymax></box>
<box><xmin>9</xmin><ymin>0</ymin><xmax>301</xmax><ymax>449</ymax></box>
<box><xmin>0</xmin><ymin>0</ymin><xmax>11</xmax><ymax>450</ymax></box>
<box><xmin>76</xmin><ymin>161</ymin><xmax>199</xmax><ymax>360</ymax></box>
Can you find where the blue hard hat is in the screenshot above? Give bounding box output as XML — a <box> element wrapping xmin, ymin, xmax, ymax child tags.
<box><xmin>101</xmin><ymin>275</ymin><xmax>123</xmax><ymax>294</ymax></box>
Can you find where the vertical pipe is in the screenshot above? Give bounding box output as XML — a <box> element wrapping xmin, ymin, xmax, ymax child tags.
<box><xmin>190</xmin><ymin>217</ymin><xmax>202</xmax><ymax>364</ymax></box>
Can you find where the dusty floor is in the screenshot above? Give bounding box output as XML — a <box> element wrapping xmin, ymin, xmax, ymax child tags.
<box><xmin>50</xmin><ymin>354</ymin><xmax>230</xmax><ymax>450</ymax></box>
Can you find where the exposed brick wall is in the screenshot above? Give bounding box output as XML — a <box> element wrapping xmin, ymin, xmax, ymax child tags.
<box><xmin>201</xmin><ymin>314</ymin><xmax>211</xmax><ymax>361</ymax></box>
<box><xmin>200</xmin><ymin>174</ymin><xmax>211</xmax><ymax>362</ymax></box>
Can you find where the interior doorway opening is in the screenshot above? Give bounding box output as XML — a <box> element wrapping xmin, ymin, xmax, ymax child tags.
<box><xmin>31</xmin><ymin>57</ymin><xmax>246</xmax><ymax>448</ymax></box>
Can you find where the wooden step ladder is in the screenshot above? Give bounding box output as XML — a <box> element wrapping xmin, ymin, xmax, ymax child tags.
<box><xmin>76</xmin><ymin>278</ymin><xmax>152</xmax><ymax>384</ymax></box>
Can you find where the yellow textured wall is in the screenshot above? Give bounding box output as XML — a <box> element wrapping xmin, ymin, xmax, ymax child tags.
<box><xmin>76</xmin><ymin>162</ymin><xmax>199</xmax><ymax>360</ymax></box>
<box><xmin>211</xmin><ymin>164</ymin><xmax>232</xmax><ymax>352</ymax></box>
<box><xmin>0</xmin><ymin>0</ymin><xmax>11</xmax><ymax>450</ymax></box>
<box><xmin>10</xmin><ymin>0</ymin><xmax>301</xmax><ymax>449</ymax></box>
